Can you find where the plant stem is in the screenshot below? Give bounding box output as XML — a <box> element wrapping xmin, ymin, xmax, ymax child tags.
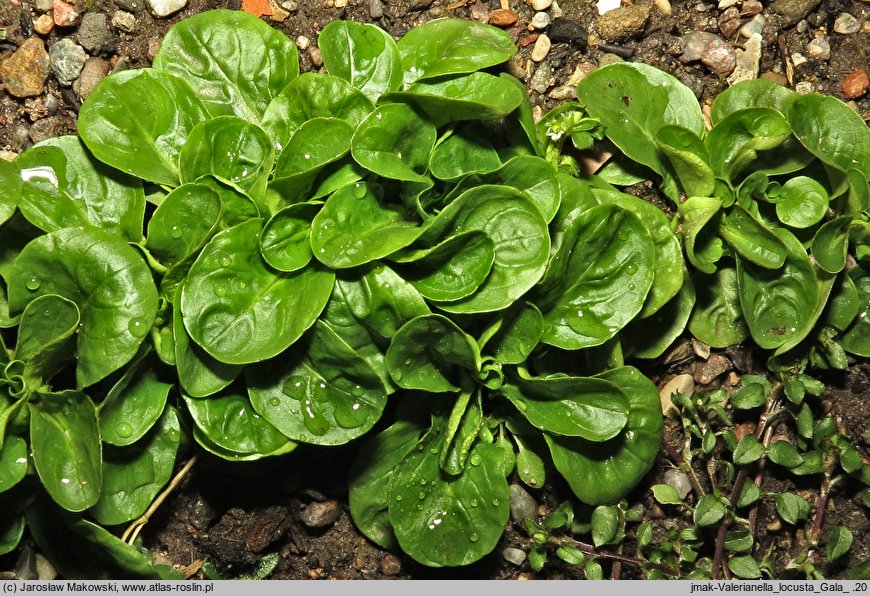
<box><xmin>122</xmin><ymin>455</ymin><xmax>198</xmax><ymax>545</ymax></box>
<box><xmin>662</xmin><ymin>438</ymin><xmax>706</xmax><ymax>498</ymax></box>
<box><xmin>549</xmin><ymin>535</ymin><xmax>679</xmax><ymax>577</ymax></box>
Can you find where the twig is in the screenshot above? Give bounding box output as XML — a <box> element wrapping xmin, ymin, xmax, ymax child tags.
<box><xmin>549</xmin><ymin>535</ymin><xmax>679</xmax><ymax>577</ymax></box>
<box><xmin>662</xmin><ymin>438</ymin><xmax>706</xmax><ymax>498</ymax></box>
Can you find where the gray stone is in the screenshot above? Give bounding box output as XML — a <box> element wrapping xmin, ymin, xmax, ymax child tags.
<box><xmin>502</xmin><ymin>547</ymin><xmax>528</xmax><ymax>566</ymax></box>
<box><xmin>680</xmin><ymin>31</ymin><xmax>719</xmax><ymax>63</ymax></box>
<box><xmin>530</xmin><ymin>61</ymin><xmax>553</xmax><ymax>93</ymax></box>
<box><xmin>73</xmin><ymin>57</ymin><xmax>110</xmax><ymax>100</ymax></box>
<box><xmin>833</xmin><ymin>12</ymin><xmax>860</xmax><ymax>34</ymax></box>
<box><xmin>531</xmin><ymin>11</ymin><xmax>551</xmax><ymax>30</ymax></box>
<box><xmin>795</xmin><ymin>80</ymin><xmax>815</xmax><ymax>94</ymax></box>
<box><xmin>36</xmin><ymin>0</ymin><xmax>54</xmax><ymax>12</ymax></box>
<box><xmin>663</xmin><ymin>469</ymin><xmax>693</xmax><ymax>499</ymax></box>
<box><xmin>806</xmin><ymin>11</ymin><xmax>824</xmax><ymax>27</ymax></box>
<box><xmin>596</xmin><ymin>3</ymin><xmax>650</xmax><ymax>41</ymax></box>
<box><xmin>531</xmin><ymin>34</ymin><xmax>552</xmax><ymax>62</ymax></box>
<box><xmin>509</xmin><ymin>484</ymin><xmax>537</xmax><ymax>524</ymax></box>
<box><xmin>49</xmin><ymin>38</ymin><xmax>87</xmax><ymax>86</ymax></box>
<box><xmin>549</xmin><ymin>84</ymin><xmax>576</xmax><ymax>100</ymax></box>
<box><xmin>298</xmin><ymin>500</ymin><xmax>341</xmax><ymax>528</ymax></box>
<box><xmin>111</xmin><ymin>10</ymin><xmax>136</xmax><ymax>32</ymax></box>
<box><xmin>369</xmin><ymin>0</ymin><xmax>384</xmax><ymax>18</ymax></box>
<box><xmin>769</xmin><ymin>0</ymin><xmax>821</xmax><ymax>27</ymax></box>
<box><xmin>146</xmin><ymin>0</ymin><xmax>187</xmax><ymax>17</ymax></box>
<box><xmin>77</xmin><ymin>12</ymin><xmax>112</xmax><ymax>53</ymax></box>
<box><xmin>548</xmin><ymin>19</ymin><xmax>587</xmax><ymax>45</ymax></box>
<box><xmin>113</xmin><ymin>0</ymin><xmax>144</xmax><ymax>12</ymax></box>
<box><xmin>728</xmin><ymin>32</ymin><xmax>762</xmax><ymax>84</ymax></box>
<box><xmin>806</xmin><ymin>37</ymin><xmax>830</xmax><ymax>60</ymax></box>
<box><xmin>739</xmin><ymin>14</ymin><xmax>765</xmax><ymax>38</ymax></box>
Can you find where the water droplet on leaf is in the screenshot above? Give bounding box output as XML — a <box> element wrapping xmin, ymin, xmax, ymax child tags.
<box><xmin>116</xmin><ymin>423</ymin><xmax>133</xmax><ymax>438</ymax></box>
<box><xmin>25</xmin><ymin>277</ymin><xmax>40</xmax><ymax>291</ymax></box>
<box><xmin>128</xmin><ymin>318</ymin><xmax>148</xmax><ymax>337</ymax></box>
<box><xmin>169</xmin><ymin>225</ymin><xmax>182</xmax><ymax>239</ymax></box>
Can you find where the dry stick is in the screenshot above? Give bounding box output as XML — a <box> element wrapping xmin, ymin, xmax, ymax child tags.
<box><xmin>662</xmin><ymin>438</ymin><xmax>706</xmax><ymax>498</ymax></box>
<box><xmin>122</xmin><ymin>455</ymin><xmax>199</xmax><ymax>546</ymax></box>
<box><xmin>550</xmin><ymin>536</ymin><xmax>679</xmax><ymax>577</ymax></box>
<box><xmin>711</xmin><ymin>387</ymin><xmax>783</xmax><ymax>579</ymax></box>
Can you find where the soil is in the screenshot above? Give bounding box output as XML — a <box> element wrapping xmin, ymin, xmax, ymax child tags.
<box><xmin>1</xmin><ymin>0</ymin><xmax>869</xmax><ymax>581</ymax></box>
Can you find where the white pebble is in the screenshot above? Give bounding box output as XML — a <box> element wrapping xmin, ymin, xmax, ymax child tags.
<box><xmin>531</xmin><ymin>33</ymin><xmax>552</xmax><ymax>62</ymax></box>
<box><xmin>795</xmin><ymin>81</ymin><xmax>815</xmax><ymax>95</ymax></box>
<box><xmin>296</xmin><ymin>35</ymin><xmax>310</xmax><ymax>50</ymax></box>
<box><xmin>531</xmin><ymin>11</ymin><xmax>551</xmax><ymax>29</ymax></box>
<box><xmin>530</xmin><ymin>0</ymin><xmax>552</xmax><ymax>10</ymax></box>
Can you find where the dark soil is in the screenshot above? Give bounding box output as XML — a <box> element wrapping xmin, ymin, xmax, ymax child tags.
<box><xmin>1</xmin><ymin>0</ymin><xmax>868</xmax><ymax>581</ymax></box>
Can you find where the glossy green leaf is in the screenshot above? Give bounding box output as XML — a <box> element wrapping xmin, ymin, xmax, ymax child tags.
<box><xmin>15</xmin><ymin>294</ymin><xmax>79</xmax><ymax>383</ymax></box>
<box><xmin>179</xmin><ymin>116</ymin><xmax>274</xmax><ymax>196</ymax></box>
<box><xmin>591</xmin><ymin>505</ymin><xmax>619</xmax><ymax>547</ymax></box>
<box><xmin>651</xmin><ymin>483</ymin><xmax>682</xmax><ymax>505</ymax></box>
<box><xmin>429</xmin><ymin>130</ymin><xmax>501</xmax><ymax>182</ymax></box>
<box><xmin>711</xmin><ymin>78</ymin><xmax>797</xmax><ymax>125</ymax></box>
<box><xmin>624</xmin><ymin>274</ymin><xmax>695</xmax><ymax>359</ymax></box>
<box><xmin>29</xmin><ymin>391</ymin><xmax>101</xmax><ymax>512</ymax></box>
<box><xmin>261</xmin><ymin>73</ymin><xmax>374</xmax><ymax>151</ymax></box>
<box><xmin>91</xmin><ymin>407</ymin><xmax>180</xmax><ymax>526</ymax></box>
<box><xmin>730</xmin><ymin>382</ymin><xmax>767</xmax><ymax>410</ymax></box>
<box><xmin>693</xmin><ymin>494</ymin><xmax>727</xmax><ymax>526</ymax></box>
<box><xmin>352</xmin><ymin>104</ymin><xmax>436</xmax><ymax>183</ymax></box>
<box><xmin>767</xmin><ymin>440</ymin><xmax>803</xmax><ymax>468</ymax></box>
<box><xmin>440</xmin><ymin>391</ymin><xmax>483</xmax><ymax>475</ymax></box>
<box><xmin>514</xmin><ymin>433</ymin><xmax>546</xmax><ymax>489</ymax></box>
<box><xmin>484</xmin><ymin>302</ymin><xmax>543</xmax><ymax>365</ymax></box>
<box><xmin>392</xmin><ymin>231</ymin><xmax>494</xmax><ymax>303</ymax></box>
<box><xmin>259</xmin><ymin>203</ymin><xmax>317</xmax><ymax>273</ymax></box>
<box><xmin>788</xmin><ymin>93</ymin><xmax>870</xmax><ymax>179</ymax></box>
<box><xmin>98</xmin><ymin>356</ymin><xmax>171</xmax><ymax>447</ymax></box>
<box><xmin>386</xmin><ymin>314</ymin><xmax>479</xmax><ymax>393</ymax></box>
<box><xmin>719</xmin><ymin>205</ymin><xmax>787</xmax><ymax>269</ymax></box>
<box><xmin>0</xmin><ymin>514</ymin><xmax>24</xmax><ymax>556</ymax></box>
<box><xmin>812</xmin><ymin>216</ymin><xmax>853</xmax><ymax>274</ymax></box>
<box><xmin>733</xmin><ymin>435</ymin><xmax>764</xmax><ymax>464</ymax></box>
<box><xmin>728</xmin><ymin>555</ymin><xmax>762</xmax><ymax>579</ymax></box>
<box><xmin>737</xmin><ymin>482</ymin><xmax>761</xmax><ymax>507</ymax></box>
<box><xmin>501</xmin><ymin>374</ymin><xmax>628</xmax><ymax>441</ymax></box>
<box><xmin>0</xmin><ymin>436</ymin><xmax>27</xmax><ymax>493</ymax></box>
<box><xmin>688</xmin><ymin>267</ymin><xmax>749</xmax><ymax>348</ymax></box>
<box><xmin>319</xmin><ymin>20</ymin><xmax>402</xmax><ymax>102</ymax></box>
<box><xmin>247</xmin><ymin>320</ymin><xmax>388</xmax><ymax>446</ymax></box>
<box><xmin>705</xmin><ymin>108</ymin><xmax>792</xmax><ymax>183</ymax></box>
<box><xmin>545</xmin><ymin>366</ymin><xmax>663</xmax><ymax>505</ymax></box>
<box><xmin>311</xmin><ymin>182</ymin><xmax>422</xmax><ymax>269</ymax></box>
<box><xmin>656</xmin><ymin>125</ymin><xmax>715</xmax><ymax>197</ymax></box>
<box><xmin>774</xmin><ymin>176</ymin><xmax>828</xmax><ymax>228</ymax></box>
<box><xmin>8</xmin><ymin>227</ymin><xmax>158</xmax><ymax>388</ymax></box>
<box><xmin>0</xmin><ymin>159</ymin><xmax>19</xmax><ymax>227</ymax></box>
<box><xmin>679</xmin><ymin>195</ymin><xmax>724</xmax><ymax>274</ymax></box>
<box><xmin>397</xmin><ymin>18</ymin><xmax>516</xmax><ymax>86</ymax></box>
<box><xmin>775</xmin><ymin>492</ymin><xmax>810</xmax><ymax>524</ymax></box>
<box><xmin>536</xmin><ymin>203</ymin><xmax>654</xmax><ymax>349</ymax></box>
<box><xmin>724</xmin><ymin>529</ymin><xmax>754</xmax><ymax>553</ymax></box>
<box><xmin>79</xmin><ymin>69</ymin><xmax>208</xmax><ymax>187</ymax></box>
<box><xmin>153</xmin><ymin>9</ymin><xmax>298</xmax><ymax>121</ymax></box>
<box><xmin>827</xmin><ymin>526</ymin><xmax>853</xmax><ymax>562</ymax></box>
<box><xmin>16</xmin><ymin>136</ymin><xmax>145</xmax><ymax>241</ymax></box>
<box><xmin>841</xmin><ymin>264</ymin><xmax>870</xmax><ymax>356</ymax></box>
<box><xmin>145</xmin><ymin>183</ymin><xmax>222</xmax><ymax>269</ymax></box>
<box><xmin>181</xmin><ymin>219</ymin><xmax>334</xmax><ymax>364</ymax></box>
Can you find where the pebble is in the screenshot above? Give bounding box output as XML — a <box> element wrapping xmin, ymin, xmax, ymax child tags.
<box><xmin>769</xmin><ymin>0</ymin><xmax>822</xmax><ymax>27</ymax></box>
<box><xmin>0</xmin><ymin>150</ymin><xmax>18</xmax><ymax>162</ymax></box>
<box><xmin>659</xmin><ymin>374</ymin><xmax>694</xmax><ymax>418</ymax></box>
<box><xmin>739</xmin><ymin>13</ymin><xmax>764</xmax><ymax>38</ymax></box>
<box><xmin>842</xmin><ymin>69</ymin><xmax>869</xmax><ymax>99</ymax></box>
<box><xmin>530</xmin><ymin>11</ymin><xmax>551</xmax><ymax>30</ymax></box>
<box><xmin>596</xmin><ymin>0</ymin><xmax>620</xmax><ymax>14</ymax></box>
<box><xmin>334</xmin><ymin>0</ymin><xmax>348</xmax><ymax>7</ymax></box>
<box><xmin>53</xmin><ymin>0</ymin><xmax>81</xmax><ymax>27</ymax></box>
<box><xmin>50</xmin><ymin>38</ymin><xmax>87</xmax><ymax>86</ymax></box>
<box><xmin>298</xmin><ymin>500</ymin><xmax>341</xmax><ymax>528</ymax></box>
<box><xmin>34</xmin><ymin>14</ymin><xmax>54</xmax><ymax>35</ymax></box>
<box><xmin>380</xmin><ymin>554</ymin><xmax>401</xmax><ymax>576</ymax></box>
<box><xmin>369</xmin><ymin>0</ymin><xmax>383</xmax><ymax>18</ymax></box>
<box><xmin>806</xmin><ymin>37</ymin><xmax>830</xmax><ymax>60</ymax></box>
<box><xmin>693</xmin><ymin>352</ymin><xmax>732</xmax><ymax>385</ymax></box>
<box><xmin>728</xmin><ymin>32</ymin><xmax>762</xmax><ymax>84</ymax></box>
<box><xmin>549</xmin><ymin>19</ymin><xmax>587</xmax><ymax>45</ymax></box>
<box><xmin>11</xmin><ymin>125</ymin><xmax>31</xmax><ymax>152</ymax></box>
<box><xmin>663</xmin><ymin>468</ymin><xmax>693</xmax><ymax>499</ymax></box>
<box><xmin>112</xmin><ymin>10</ymin><xmax>136</xmax><ymax>33</ymax></box>
<box><xmin>740</xmin><ymin>0</ymin><xmax>762</xmax><ymax>16</ymax></box>
<box><xmin>146</xmin><ymin>37</ymin><xmax>161</xmax><ymax>61</ymax></box>
<box><xmin>509</xmin><ymin>484</ymin><xmax>537</xmax><ymax>524</ymax></box>
<box><xmin>550</xmin><ymin>0</ymin><xmax>562</xmax><ymax>18</ymax></box>
<box><xmin>718</xmin><ymin>0</ymin><xmax>737</xmax><ymax>8</ymax></box>
<box><xmin>530</xmin><ymin>61</ymin><xmax>553</xmax><ymax>93</ymax></box>
<box><xmin>597</xmin><ymin>3</ymin><xmax>651</xmax><ymax>42</ymax></box>
<box><xmin>35</xmin><ymin>0</ymin><xmax>54</xmax><ymax>11</ymax></box>
<box><xmin>502</xmin><ymin>548</ymin><xmax>528</xmax><ymax>566</ymax></box>
<box><xmin>531</xmin><ymin>34</ymin><xmax>551</xmax><ymax>61</ymax></box>
<box><xmin>796</xmin><ymin>19</ymin><xmax>808</xmax><ymax>33</ymax></box>
<box><xmin>599</xmin><ymin>52</ymin><xmax>624</xmax><ymax>66</ymax></box>
<box><xmin>114</xmin><ymin>0</ymin><xmax>143</xmax><ymax>11</ymax></box>
<box><xmin>791</xmin><ymin>52</ymin><xmax>807</xmax><ymax>67</ymax></box>
<box><xmin>549</xmin><ymin>84</ymin><xmax>576</xmax><ymax>100</ymax></box>
<box><xmin>308</xmin><ymin>47</ymin><xmax>324</xmax><ymax>68</ymax></box>
<box><xmin>718</xmin><ymin>7</ymin><xmax>740</xmax><ymax>38</ymax></box>
<box><xmin>268</xmin><ymin>0</ymin><xmax>290</xmax><ymax>22</ymax></box>
<box><xmin>296</xmin><ymin>35</ymin><xmax>310</xmax><ymax>50</ymax></box>
<box><xmin>702</xmin><ymin>36</ymin><xmax>736</xmax><ymax>76</ymax></box>
<box><xmin>506</xmin><ymin>54</ymin><xmax>527</xmax><ymax>79</ymax></box>
<box><xmin>77</xmin><ymin>12</ymin><xmax>112</xmax><ymax>53</ymax></box>
<box><xmin>531</xmin><ymin>0</ymin><xmax>552</xmax><ymax>10</ymax></box>
<box><xmin>0</xmin><ymin>38</ymin><xmax>51</xmax><ymax>98</ymax></box>
<box><xmin>806</xmin><ymin>11</ymin><xmax>824</xmax><ymax>27</ymax></box>
<box><xmin>489</xmin><ymin>8</ymin><xmax>518</xmax><ymax>27</ymax></box>
<box><xmin>833</xmin><ymin>12</ymin><xmax>860</xmax><ymax>34</ymax></box>
<box><xmin>281</xmin><ymin>0</ymin><xmax>299</xmax><ymax>10</ymax></box>
<box><xmin>146</xmin><ymin>0</ymin><xmax>188</xmax><ymax>17</ymax></box>
<box><xmin>680</xmin><ymin>30</ymin><xmax>719</xmax><ymax>62</ymax></box>
<box><xmin>73</xmin><ymin>57</ymin><xmax>110</xmax><ymax>100</ymax></box>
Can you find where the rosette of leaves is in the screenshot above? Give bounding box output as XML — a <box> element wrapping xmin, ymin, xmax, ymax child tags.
<box><xmin>573</xmin><ymin>64</ymin><xmax>869</xmax><ymax>365</ymax></box>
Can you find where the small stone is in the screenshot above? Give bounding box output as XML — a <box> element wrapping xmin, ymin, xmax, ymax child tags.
<box><xmin>759</xmin><ymin>71</ymin><xmax>787</xmax><ymax>85</ymax></box>
<box><xmin>509</xmin><ymin>484</ymin><xmax>537</xmax><ymax>524</ymax></box>
<box><xmin>531</xmin><ymin>0</ymin><xmax>552</xmax><ymax>9</ymax></box>
<box><xmin>502</xmin><ymin>548</ymin><xmax>527</xmax><ymax>566</ymax></box>
<box><xmin>530</xmin><ymin>61</ymin><xmax>553</xmax><ymax>93</ymax></box>
<box><xmin>267</xmin><ymin>0</ymin><xmax>290</xmax><ymax>22</ymax></box>
<box><xmin>334</xmin><ymin>0</ymin><xmax>348</xmax><ymax>7</ymax></box>
<box><xmin>549</xmin><ymin>84</ymin><xmax>576</xmax><ymax>100</ymax></box>
<box><xmin>739</xmin><ymin>13</ymin><xmax>764</xmax><ymax>38</ymax></box>
<box><xmin>530</xmin><ymin>11</ymin><xmax>551</xmax><ymax>29</ymax></box>
<box><xmin>728</xmin><ymin>32</ymin><xmax>762</xmax><ymax>84</ymax></box>
<box><xmin>596</xmin><ymin>3</ymin><xmax>651</xmax><ymax>42</ymax></box>
<box><xmin>380</xmin><ymin>554</ymin><xmax>401</xmax><ymax>576</ymax></box>
<box><xmin>0</xmin><ymin>150</ymin><xmax>18</xmax><ymax>162</ymax></box>
<box><xmin>73</xmin><ymin>57</ymin><xmax>110</xmax><ymax>99</ymax></box>
<box><xmin>806</xmin><ymin>37</ymin><xmax>830</xmax><ymax>60</ymax></box>
<box><xmin>701</xmin><ymin>36</ymin><xmax>736</xmax><ymax>76</ymax></box>
<box><xmin>34</xmin><ymin>14</ymin><xmax>54</xmax><ymax>35</ymax></box>
<box><xmin>843</xmin><ymin>69</ymin><xmax>869</xmax><ymax>99</ymax></box>
<box><xmin>147</xmin><ymin>37</ymin><xmax>161</xmax><ymax>61</ymax></box>
<box><xmin>790</xmin><ymin>52</ymin><xmax>807</xmax><ymax>67</ymax></box>
<box><xmin>718</xmin><ymin>0</ymin><xmax>737</xmax><ymax>8</ymax></box>
<box><xmin>0</xmin><ymin>38</ymin><xmax>51</xmax><ymax>98</ymax></box>
<box><xmin>531</xmin><ymin>34</ymin><xmax>551</xmax><ymax>61</ymax></box>
<box><xmin>653</xmin><ymin>0</ymin><xmax>671</xmax><ymax>15</ymax></box>
<box><xmin>596</xmin><ymin>0</ymin><xmax>620</xmax><ymax>14</ymax></box>
<box><xmin>833</xmin><ymin>12</ymin><xmax>860</xmax><ymax>34</ymax></box>
<box><xmin>770</xmin><ymin>0</ymin><xmax>822</xmax><ymax>27</ymax></box>
<box><xmin>112</xmin><ymin>10</ymin><xmax>136</xmax><ymax>32</ymax></box>
<box><xmin>767</xmin><ymin>518</ymin><xmax>782</xmax><ymax>532</ymax></box>
<box><xmin>806</xmin><ymin>11</ymin><xmax>824</xmax><ymax>27</ymax></box>
<box><xmin>599</xmin><ymin>52</ymin><xmax>624</xmax><ymax>66</ymax></box>
<box><xmin>740</xmin><ymin>0</ymin><xmax>762</xmax><ymax>15</ymax></box>
<box><xmin>369</xmin><ymin>0</ymin><xmax>383</xmax><ymax>18</ymax></box>
<box><xmin>796</xmin><ymin>19</ymin><xmax>808</xmax><ymax>32</ymax></box>
<box><xmin>693</xmin><ymin>352</ymin><xmax>732</xmax><ymax>385</ymax></box>
<box><xmin>550</xmin><ymin>0</ymin><xmax>562</xmax><ymax>18</ymax></box>
<box><xmin>296</xmin><ymin>35</ymin><xmax>310</xmax><ymax>50</ymax></box>
<box><xmin>681</xmin><ymin>30</ymin><xmax>719</xmax><ymax>62</ymax></box>
<box><xmin>489</xmin><ymin>8</ymin><xmax>518</xmax><ymax>27</ymax></box>
<box><xmin>663</xmin><ymin>468</ymin><xmax>693</xmax><ymax>499</ymax></box>
<box><xmin>659</xmin><ymin>374</ymin><xmax>695</xmax><ymax>418</ymax></box>
<box><xmin>308</xmin><ymin>47</ymin><xmax>324</xmax><ymax>68</ymax></box>
<box><xmin>53</xmin><ymin>0</ymin><xmax>81</xmax><ymax>27</ymax></box>
<box><xmin>549</xmin><ymin>19</ymin><xmax>587</xmax><ymax>45</ymax></box>
<box><xmin>281</xmin><ymin>0</ymin><xmax>299</xmax><ymax>10</ymax></box>
<box><xmin>11</xmin><ymin>125</ymin><xmax>31</xmax><ymax>152</ymax></box>
<box><xmin>506</xmin><ymin>54</ymin><xmax>527</xmax><ymax>79</ymax></box>
<box><xmin>298</xmin><ymin>500</ymin><xmax>341</xmax><ymax>528</ymax></box>
<box><xmin>35</xmin><ymin>0</ymin><xmax>54</xmax><ymax>11</ymax></box>
<box><xmin>77</xmin><ymin>12</ymin><xmax>112</xmax><ymax>53</ymax></box>
<box><xmin>146</xmin><ymin>0</ymin><xmax>188</xmax><ymax>17</ymax></box>
<box><xmin>50</xmin><ymin>38</ymin><xmax>87</xmax><ymax>86</ymax></box>
<box><xmin>718</xmin><ymin>7</ymin><xmax>741</xmax><ymax>38</ymax></box>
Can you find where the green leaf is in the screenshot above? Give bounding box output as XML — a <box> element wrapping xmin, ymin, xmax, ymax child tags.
<box><xmin>385</xmin><ymin>314</ymin><xmax>480</xmax><ymax>393</ymax></box>
<box><xmin>693</xmin><ymin>494</ymin><xmax>727</xmax><ymax>526</ymax></box>
<box><xmin>724</xmin><ymin>529</ymin><xmax>754</xmax><ymax>552</ymax></box>
<box><xmin>719</xmin><ymin>206</ymin><xmax>787</xmax><ymax>269</ymax></box>
<box><xmin>397</xmin><ymin>18</ymin><xmax>516</xmax><ymax>86</ymax></box>
<box><xmin>841</xmin><ymin>264</ymin><xmax>870</xmax><ymax>357</ymax></box>
<box><xmin>591</xmin><ymin>505</ymin><xmax>619</xmax><ymax>547</ymax></box>
<box><xmin>536</xmin><ymin>204</ymin><xmax>653</xmax><ymax>349</ymax></box>
<box><xmin>733</xmin><ymin>434</ymin><xmax>764</xmax><ymax>464</ymax></box>
<box><xmin>0</xmin><ymin>159</ymin><xmax>19</xmax><ymax>228</ymax></box>
<box><xmin>514</xmin><ymin>433</ymin><xmax>546</xmax><ymax>489</ymax></box>
<box><xmin>767</xmin><ymin>440</ymin><xmax>803</xmax><ymax>468</ymax></box>
<box><xmin>29</xmin><ymin>391</ymin><xmax>101</xmax><ymax>512</ymax></box>
<box><xmin>440</xmin><ymin>391</ymin><xmax>483</xmax><ymax>475</ymax></box>
<box><xmin>483</xmin><ymin>302</ymin><xmax>543</xmax><ymax>365</ymax></box>
<box><xmin>90</xmin><ymin>407</ymin><xmax>180</xmax><ymax>526</ymax></box>
<box><xmin>584</xmin><ymin>560</ymin><xmax>604</xmax><ymax>580</ymax></box>
<box><xmin>153</xmin><ymin>9</ymin><xmax>298</xmax><ymax>122</ymax></box>
<box><xmin>774</xmin><ymin>176</ymin><xmax>829</xmax><ymax>228</ymax></box>
<box><xmin>79</xmin><ymin>69</ymin><xmax>208</xmax><ymax>187</ymax></box>
<box><xmin>545</xmin><ymin>366</ymin><xmax>663</xmax><ymax>505</ymax></box>
<box><xmin>247</xmin><ymin>320</ymin><xmax>388</xmax><ymax>446</ymax></box>
<box><xmin>259</xmin><ymin>203</ymin><xmax>316</xmax><ymax>273</ymax></box>
<box><xmin>624</xmin><ymin>274</ymin><xmax>696</xmax><ymax>359</ymax></box>
<box><xmin>319</xmin><ymin>20</ymin><xmax>402</xmax><ymax>102</ymax></box>
<box><xmin>429</xmin><ymin>129</ymin><xmax>501</xmax><ymax>182</ymax></box>
<box><xmin>0</xmin><ymin>514</ymin><xmax>24</xmax><ymax>556</ymax></box>
<box><xmin>705</xmin><ymin>107</ymin><xmax>792</xmax><ymax>184</ymax></box>
<box><xmin>688</xmin><ymin>267</ymin><xmax>749</xmax><ymax>347</ymax></box>
<box><xmin>0</xmin><ymin>436</ymin><xmax>28</xmax><ymax>493</ymax></box>
<box><xmin>98</xmin><ymin>356</ymin><xmax>171</xmax><ymax>447</ymax></box>
<box><xmin>500</xmin><ymin>374</ymin><xmax>629</xmax><ymax>442</ymax></box>
<box><xmin>352</xmin><ymin>104</ymin><xmax>436</xmax><ymax>183</ymax></box>
<box><xmin>848</xmin><ymin>559</ymin><xmax>870</xmax><ymax>580</ymax></box>
<box><xmin>710</xmin><ymin>78</ymin><xmax>797</xmax><ymax>125</ymax></box>
<box><xmin>145</xmin><ymin>183</ymin><xmax>222</xmax><ymax>269</ymax></box>
<box><xmin>556</xmin><ymin>544</ymin><xmax>586</xmax><ymax>565</ymax></box>
<box><xmin>826</xmin><ymin>526</ymin><xmax>854</xmax><ymax>561</ymax></box>
<box><xmin>15</xmin><ymin>294</ymin><xmax>79</xmax><ymax>383</ymax></box>
<box><xmin>812</xmin><ymin>216</ymin><xmax>853</xmax><ymax>275</ymax></box>
<box><xmin>656</xmin><ymin>125</ymin><xmax>715</xmax><ymax>197</ymax></box>
<box><xmin>181</xmin><ymin>219</ymin><xmax>334</xmax><ymax>364</ymax></box>
<box><xmin>8</xmin><ymin>227</ymin><xmax>158</xmax><ymax>388</ymax></box>
<box><xmin>730</xmin><ymin>382</ymin><xmax>767</xmax><ymax>410</ymax></box>
<box><xmin>679</xmin><ymin>196</ymin><xmax>723</xmax><ymax>274</ymax></box>
<box><xmin>652</xmin><ymin>483</ymin><xmax>683</xmax><ymax>505</ymax></box>
<box><xmin>311</xmin><ymin>181</ymin><xmax>422</xmax><ymax>269</ymax></box>
<box><xmin>775</xmin><ymin>492</ymin><xmax>810</xmax><ymax>524</ymax></box>
<box><xmin>737</xmin><ymin>482</ymin><xmax>761</xmax><ymax>507</ymax></box>
<box><xmin>728</xmin><ymin>555</ymin><xmax>762</xmax><ymax>579</ymax></box>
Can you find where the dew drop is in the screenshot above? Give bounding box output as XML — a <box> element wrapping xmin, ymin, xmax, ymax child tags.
<box><xmin>470</xmin><ymin>454</ymin><xmax>482</xmax><ymax>466</ymax></box>
<box><xmin>304</xmin><ymin>153</ymin><xmax>312</xmax><ymax>160</ymax></box>
<box><xmin>282</xmin><ymin>375</ymin><xmax>307</xmax><ymax>399</ymax></box>
<box><xmin>395</xmin><ymin>494</ymin><xmax>403</xmax><ymax>502</ymax></box>
<box><xmin>626</xmin><ymin>263</ymin><xmax>637</xmax><ymax>275</ymax></box>
<box><xmin>353</xmin><ymin>183</ymin><xmax>367</xmax><ymax>199</ymax></box>
<box><xmin>491</xmin><ymin>498</ymin><xmax>500</xmax><ymax>506</ymax></box>
<box><xmin>418</xmin><ymin>492</ymin><xmax>426</xmax><ymax>500</ymax></box>
<box><xmin>416</xmin><ymin>504</ymin><xmax>424</xmax><ymax>510</ymax></box>
<box><xmin>128</xmin><ymin>318</ymin><xmax>148</xmax><ymax>338</ymax></box>
<box><xmin>214</xmin><ymin>285</ymin><xmax>227</xmax><ymax>297</ymax></box>
<box><xmin>219</xmin><ymin>255</ymin><xmax>232</xmax><ymax>267</ymax></box>
<box><xmin>116</xmin><ymin>423</ymin><xmax>133</xmax><ymax>438</ymax></box>
<box><xmin>403</xmin><ymin>358</ymin><xmax>412</xmax><ymax>367</ymax></box>
<box><xmin>268</xmin><ymin>397</ymin><xmax>281</xmax><ymax>407</ymax></box>
<box><xmin>169</xmin><ymin>225</ymin><xmax>183</xmax><ymax>239</ymax></box>
<box><xmin>25</xmin><ymin>277</ymin><xmax>41</xmax><ymax>291</ymax></box>
<box><xmin>576</xmin><ymin>310</ymin><xmax>584</xmax><ymax>318</ymax></box>
<box><xmin>469</xmin><ymin>532</ymin><xmax>480</xmax><ymax>543</ymax></box>
<box><xmin>419</xmin><ymin>478</ymin><xmax>428</xmax><ymax>486</ymax></box>
<box><xmin>628</xmin><ymin>283</ymin><xmax>636</xmax><ymax>291</ymax></box>
<box><xmin>470</xmin><ymin>498</ymin><xmax>479</xmax><ymax>508</ymax></box>
<box><xmin>60</xmin><ymin>478</ymin><xmax>70</xmax><ymax>485</ymax></box>
<box><xmin>236</xmin><ymin>279</ymin><xmax>248</xmax><ymax>291</ymax></box>
<box><xmin>15</xmin><ymin>457</ymin><xmax>27</xmax><ymax>465</ymax></box>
